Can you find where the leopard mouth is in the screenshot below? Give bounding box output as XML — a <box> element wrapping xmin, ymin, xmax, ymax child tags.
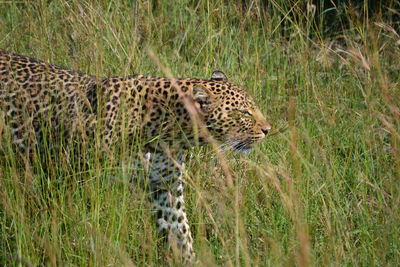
<box><xmin>220</xmin><ymin>138</ymin><xmax>259</xmax><ymax>154</ymax></box>
<box><xmin>232</xmin><ymin>141</ymin><xmax>254</xmax><ymax>152</ymax></box>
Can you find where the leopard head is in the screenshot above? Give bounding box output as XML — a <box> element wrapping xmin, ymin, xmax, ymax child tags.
<box><xmin>191</xmin><ymin>71</ymin><xmax>271</xmax><ymax>153</ymax></box>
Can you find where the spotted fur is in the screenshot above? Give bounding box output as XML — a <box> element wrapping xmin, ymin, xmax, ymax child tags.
<box><xmin>0</xmin><ymin>50</ymin><xmax>271</xmax><ymax>263</ymax></box>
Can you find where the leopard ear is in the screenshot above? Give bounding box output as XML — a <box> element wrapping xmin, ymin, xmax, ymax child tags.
<box><xmin>211</xmin><ymin>70</ymin><xmax>227</xmax><ymax>82</ymax></box>
<box><xmin>192</xmin><ymin>85</ymin><xmax>213</xmax><ymax>113</ymax></box>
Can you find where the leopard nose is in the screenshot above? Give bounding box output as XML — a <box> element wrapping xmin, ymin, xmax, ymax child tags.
<box><xmin>262</xmin><ymin>128</ymin><xmax>269</xmax><ymax>135</ymax></box>
<box><xmin>261</xmin><ymin>124</ymin><xmax>271</xmax><ymax>135</ymax></box>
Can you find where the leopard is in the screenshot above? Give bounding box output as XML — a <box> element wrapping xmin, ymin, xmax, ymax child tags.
<box><xmin>0</xmin><ymin>50</ymin><xmax>271</xmax><ymax>263</ymax></box>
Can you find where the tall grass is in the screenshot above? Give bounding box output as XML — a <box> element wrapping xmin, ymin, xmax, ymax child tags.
<box><xmin>1</xmin><ymin>0</ymin><xmax>399</xmax><ymax>266</ymax></box>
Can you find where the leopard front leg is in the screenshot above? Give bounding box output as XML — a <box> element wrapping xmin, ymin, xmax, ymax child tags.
<box><xmin>148</xmin><ymin>152</ymin><xmax>195</xmax><ymax>263</ymax></box>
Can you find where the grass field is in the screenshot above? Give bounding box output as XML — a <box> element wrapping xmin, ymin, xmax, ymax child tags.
<box><xmin>1</xmin><ymin>1</ymin><xmax>399</xmax><ymax>266</ymax></box>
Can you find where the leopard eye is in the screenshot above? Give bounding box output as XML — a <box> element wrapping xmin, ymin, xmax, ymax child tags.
<box><xmin>239</xmin><ymin>110</ymin><xmax>252</xmax><ymax>116</ymax></box>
